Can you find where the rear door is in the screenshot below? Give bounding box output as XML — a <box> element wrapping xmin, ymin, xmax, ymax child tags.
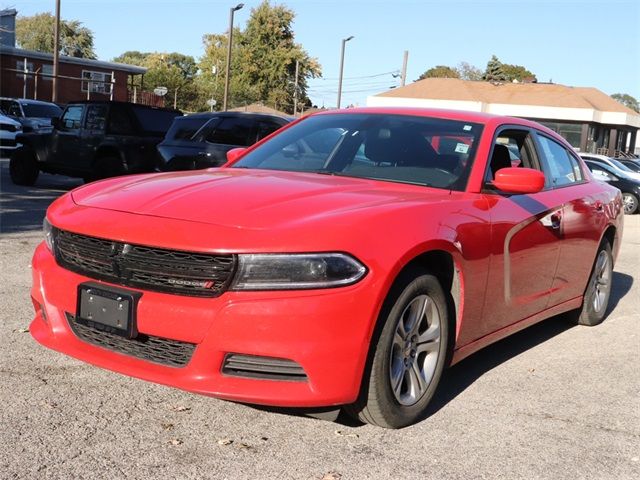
<box><xmin>533</xmin><ymin>132</ymin><xmax>603</xmax><ymax>307</ymax></box>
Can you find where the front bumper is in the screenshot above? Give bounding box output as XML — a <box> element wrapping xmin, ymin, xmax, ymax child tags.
<box><xmin>30</xmin><ymin>243</ymin><xmax>377</xmax><ymax>407</ymax></box>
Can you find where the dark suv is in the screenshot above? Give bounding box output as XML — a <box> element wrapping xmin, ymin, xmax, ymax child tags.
<box><xmin>10</xmin><ymin>101</ymin><xmax>181</xmax><ymax>185</ymax></box>
<box><xmin>156</xmin><ymin>112</ymin><xmax>291</xmax><ymax>171</ymax></box>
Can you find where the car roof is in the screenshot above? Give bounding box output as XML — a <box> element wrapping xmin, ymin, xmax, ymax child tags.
<box><xmin>311</xmin><ymin>106</ymin><xmax>556</xmax><ymax>130</ymax></box>
<box><xmin>67</xmin><ymin>100</ymin><xmax>181</xmax><ymax>113</ymax></box>
<box><xmin>0</xmin><ymin>97</ymin><xmax>58</xmax><ymax>107</ymax></box>
<box><xmin>179</xmin><ymin>111</ymin><xmax>292</xmax><ymax>122</ymax></box>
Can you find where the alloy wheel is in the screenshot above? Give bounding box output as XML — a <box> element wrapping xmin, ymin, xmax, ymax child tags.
<box><xmin>389</xmin><ymin>294</ymin><xmax>441</xmax><ymax>406</ymax></box>
<box><xmin>590</xmin><ymin>250</ymin><xmax>611</xmax><ymax>313</ymax></box>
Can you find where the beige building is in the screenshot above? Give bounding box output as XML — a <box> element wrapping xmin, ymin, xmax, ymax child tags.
<box><xmin>367</xmin><ymin>78</ymin><xmax>640</xmax><ymax>156</ymax></box>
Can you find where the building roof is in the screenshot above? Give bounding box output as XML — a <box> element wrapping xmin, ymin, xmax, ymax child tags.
<box><xmin>0</xmin><ymin>45</ymin><xmax>147</xmax><ymax>75</ymax></box>
<box><xmin>368</xmin><ymin>78</ymin><xmax>640</xmax><ymax>128</ymax></box>
<box><xmin>376</xmin><ymin>78</ymin><xmax>637</xmax><ymax>115</ymax></box>
<box><xmin>229</xmin><ymin>102</ymin><xmax>290</xmax><ymax>117</ymax></box>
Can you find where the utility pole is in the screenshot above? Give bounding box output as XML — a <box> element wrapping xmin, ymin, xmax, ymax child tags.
<box><xmin>400</xmin><ymin>50</ymin><xmax>409</xmax><ymax>87</ymax></box>
<box><xmin>293</xmin><ymin>60</ymin><xmax>299</xmax><ymax>116</ymax></box>
<box><xmin>223</xmin><ymin>3</ymin><xmax>244</xmax><ymax>111</ymax></box>
<box><xmin>52</xmin><ymin>0</ymin><xmax>61</xmax><ymax>102</ymax></box>
<box><xmin>337</xmin><ymin>36</ymin><xmax>354</xmax><ymax>109</ymax></box>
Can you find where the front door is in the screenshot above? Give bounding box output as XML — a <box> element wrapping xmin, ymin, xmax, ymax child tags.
<box><xmin>479</xmin><ymin>128</ymin><xmax>563</xmax><ymax>335</ymax></box>
<box><xmin>52</xmin><ymin>105</ymin><xmax>85</xmax><ymax>171</ymax></box>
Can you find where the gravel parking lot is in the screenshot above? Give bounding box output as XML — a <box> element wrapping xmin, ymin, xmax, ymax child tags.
<box><xmin>1</xmin><ymin>157</ymin><xmax>638</xmax><ymax>480</ymax></box>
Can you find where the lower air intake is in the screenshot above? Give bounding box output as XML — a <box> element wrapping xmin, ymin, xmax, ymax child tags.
<box><xmin>222</xmin><ymin>353</ymin><xmax>307</xmax><ymax>382</ymax></box>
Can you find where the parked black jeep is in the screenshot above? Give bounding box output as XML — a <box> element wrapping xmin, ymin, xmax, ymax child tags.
<box><xmin>10</xmin><ymin>101</ymin><xmax>182</xmax><ymax>185</ymax></box>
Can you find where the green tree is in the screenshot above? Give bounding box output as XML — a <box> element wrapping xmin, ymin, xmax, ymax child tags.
<box><xmin>16</xmin><ymin>13</ymin><xmax>96</xmax><ymax>59</ymax></box>
<box><xmin>611</xmin><ymin>93</ymin><xmax>640</xmax><ymax>112</ymax></box>
<box><xmin>501</xmin><ymin>63</ymin><xmax>537</xmax><ymax>82</ymax></box>
<box><xmin>482</xmin><ymin>55</ymin><xmax>507</xmax><ymax>82</ymax></box>
<box><xmin>456</xmin><ymin>61</ymin><xmax>483</xmax><ymax>81</ymax></box>
<box><xmin>198</xmin><ymin>0</ymin><xmax>321</xmax><ymax>113</ymax></box>
<box><xmin>416</xmin><ymin>65</ymin><xmax>460</xmax><ymax>81</ymax></box>
<box><xmin>113</xmin><ymin>51</ymin><xmax>200</xmax><ymax>111</ymax></box>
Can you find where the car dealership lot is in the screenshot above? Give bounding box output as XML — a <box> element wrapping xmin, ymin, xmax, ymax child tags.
<box><xmin>1</xmin><ymin>158</ymin><xmax>638</xmax><ymax>479</ymax></box>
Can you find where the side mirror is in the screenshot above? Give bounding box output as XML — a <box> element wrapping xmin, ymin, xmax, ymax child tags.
<box><xmin>492</xmin><ymin>167</ymin><xmax>545</xmax><ymax>194</ymax></box>
<box><xmin>226</xmin><ymin>147</ymin><xmax>246</xmax><ymax>164</ymax></box>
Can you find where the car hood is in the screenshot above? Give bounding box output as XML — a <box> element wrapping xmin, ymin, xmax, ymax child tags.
<box><xmin>71</xmin><ymin>168</ymin><xmax>453</xmax><ymax>229</ymax></box>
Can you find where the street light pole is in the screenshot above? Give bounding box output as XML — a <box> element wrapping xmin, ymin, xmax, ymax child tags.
<box><xmin>222</xmin><ymin>3</ymin><xmax>244</xmax><ymax>111</ymax></box>
<box><xmin>52</xmin><ymin>0</ymin><xmax>61</xmax><ymax>102</ymax></box>
<box><xmin>336</xmin><ymin>36</ymin><xmax>353</xmax><ymax>109</ymax></box>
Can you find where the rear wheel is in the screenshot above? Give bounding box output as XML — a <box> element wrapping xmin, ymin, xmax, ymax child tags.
<box><xmin>622</xmin><ymin>193</ymin><xmax>638</xmax><ymax>214</ymax></box>
<box><xmin>570</xmin><ymin>241</ymin><xmax>613</xmax><ymax>326</ymax></box>
<box><xmin>9</xmin><ymin>148</ymin><xmax>39</xmax><ymax>186</ymax></box>
<box><xmin>347</xmin><ymin>267</ymin><xmax>449</xmax><ymax>428</ymax></box>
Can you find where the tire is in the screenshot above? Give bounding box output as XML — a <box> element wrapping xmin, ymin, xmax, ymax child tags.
<box><xmin>347</xmin><ymin>267</ymin><xmax>449</xmax><ymax>428</ymax></box>
<box><xmin>86</xmin><ymin>156</ymin><xmax>125</xmax><ymax>183</ymax></box>
<box><xmin>622</xmin><ymin>193</ymin><xmax>638</xmax><ymax>214</ymax></box>
<box><xmin>9</xmin><ymin>148</ymin><xmax>39</xmax><ymax>186</ymax></box>
<box><xmin>570</xmin><ymin>241</ymin><xmax>613</xmax><ymax>326</ymax></box>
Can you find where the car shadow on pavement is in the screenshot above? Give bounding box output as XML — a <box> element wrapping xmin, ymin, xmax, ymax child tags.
<box><xmin>0</xmin><ymin>159</ymin><xmax>82</xmax><ymax>234</ymax></box>
<box><xmin>247</xmin><ymin>271</ymin><xmax>633</xmax><ymax>427</ymax></box>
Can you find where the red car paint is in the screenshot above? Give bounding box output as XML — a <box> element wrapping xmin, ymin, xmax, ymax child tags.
<box><xmin>30</xmin><ymin>108</ymin><xmax>623</xmax><ymax>407</ymax></box>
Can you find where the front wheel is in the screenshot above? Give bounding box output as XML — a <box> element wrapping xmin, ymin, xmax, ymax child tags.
<box><xmin>347</xmin><ymin>268</ymin><xmax>449</xmax><ymax>428</ymax></box>
<box><xmin>622</xmin><ymin>193</ymin><xmax>638</xmax><ymax>214</ymax></box>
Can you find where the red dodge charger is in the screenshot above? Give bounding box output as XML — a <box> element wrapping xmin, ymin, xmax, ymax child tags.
<box><xmin>30</xmin><ymin>108</ymin><xmax>623</xmax><ymax>428</ymax></box>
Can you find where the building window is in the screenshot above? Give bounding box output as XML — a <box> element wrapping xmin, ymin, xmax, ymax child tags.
<box><xmin>16</xmin><ymin>60</ymin><xmax>34</xmax><ymax>77</ymax></box>
<box><xmin>538</xmin><ymin>121</ymin><xmax>582</xmax><ymax>149</ymax></box>
<box><xmin>42</xmin><ymin>64</ymin><xmax>53</xmax><ymax>81</ymax></box>
<box><xmin>81</xmin><ymin>70</ymin><xmax>113</xmax><ymax>95</ymax></box>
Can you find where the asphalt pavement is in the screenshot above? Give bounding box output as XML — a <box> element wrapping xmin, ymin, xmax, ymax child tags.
<box><xmin>1</xmin><ymin>157</ymin><xmax>638</xmax><ymax>480</ymax></box>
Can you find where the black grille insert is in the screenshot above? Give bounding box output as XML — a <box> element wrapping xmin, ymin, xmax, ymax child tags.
<box><xmin>222</xmin><ymin>353</ymin><xmax>307</xmax><ymax>382</ymax></box>
<box><xmin>66</xmin><ymin>313</ymin><xmax>195</xmax><ymax>367</ymax></box>
<box><xmin>53</xmin><ymin>228</ymin><xmax>236</xmax><ymax>297</ymax></box>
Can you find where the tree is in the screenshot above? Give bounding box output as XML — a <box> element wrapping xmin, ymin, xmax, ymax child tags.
<box><xmin>456</xmin><ymin>62</ymin><xmax>483</xmax><ymax>81</ymax></box>
<box><xmin>16</xmin><ymin>13</ymin><xmax>96</xmax><ymax>59</ymax></box>
<box><xmin>482</xmin><ymin>55</ymin><xmax>508</xmax><ymax>82</ymax></box>
<box><xmin>501</xmin><ymin>63</ymin><xmax>537</xmax><ymax>82</ymax></box>
<box><xmin>113</xmin><ymin>51</ymin><xmax>200</xmax><ymax>111</ymax></box>
<box><xmin>197</xmin><ymin>0</ymin><xmax>321</xmax><ymax>113</ymax></box>
<box><xmin>611</xmin><ymin>93</ymin><xmax>640</xmax><ymax>112</ymax></box>
<box><xmin>416</xmin><ymin>65</ymin><xmax>460</xmax><ymax>81</ymax></box>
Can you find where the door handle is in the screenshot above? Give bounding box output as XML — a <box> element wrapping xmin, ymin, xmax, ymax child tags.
<box><xmin>550</xmin><ymin>211</ymin><xmax>562</xmax><ymax>230</ymax></box>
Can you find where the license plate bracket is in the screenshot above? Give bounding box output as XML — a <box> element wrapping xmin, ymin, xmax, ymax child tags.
<box><xmin>76</xmin><ymin>282</ymin><xmax>141</xmax><ymax>339</ymax></box>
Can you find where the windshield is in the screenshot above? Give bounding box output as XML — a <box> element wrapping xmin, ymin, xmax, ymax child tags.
<box><xmin>21</xmin><ymin>103</ymin><xmax>62</xmax><ymax>118</ymax></box>
<box><xmin>233</xmin><ymin>114</ymin><xmax>483</xmax><ymax>191</ymax></box>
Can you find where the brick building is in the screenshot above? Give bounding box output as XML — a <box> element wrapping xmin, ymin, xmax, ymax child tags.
<box><xmin>0</xmin><ymin>9</ymin><xmax>146</xmax><ymax>105</ymax></box>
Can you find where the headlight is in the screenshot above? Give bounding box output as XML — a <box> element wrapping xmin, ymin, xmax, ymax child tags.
<box><xmin>43</xmin><ymin>217</ymin><xmax>55</xmax><ymax>252</ymax></box>
<box><xmin>230</xmin><ymin>253</ymin><xmax>367</xmax><ymax>290</ymax></box>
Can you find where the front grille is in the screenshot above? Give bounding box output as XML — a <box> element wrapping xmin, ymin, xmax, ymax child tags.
<box><xmin>222</xmin><ymin>353</ymin><xmax>308</xmax><ymax>382</ymax></box>
<box><xmin>53</xmin><ymin>228</ymin><xmax>236</xmax><ymax>297</ymax></box>
<box><xmin>66</xmin><ymin>313</ymin><xmax>195</xmax><ymax>367</ymax></box>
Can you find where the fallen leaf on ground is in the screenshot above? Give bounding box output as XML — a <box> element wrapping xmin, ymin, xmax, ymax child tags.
<box><xmin>321</xmin><ymin>472</ymin><xmax>342</xmax><ymax>480</ymax></box>
<box><xmin>217</xmin><ymin>439</ymin><xmax>233</xmax><ymax>446</ymax></box>
<box><xmin>170</xmin><ymin>405</ymin><xmax>191</xmax><ymax>412</ymax></box>
<box><xmin>14</xmin><ymin>328</ymin><xmax>29</xmax><ymax>333</ymax></box>
<box><xmin>334</xmin><ymin>429</ymin><xmax>359</xmax><ymax>438</ymax></box>
<box><xmin>170</xmin><ymin>439</ymin><xmax>183</xmax><ymax>446</ymax></box>
<box><xmin>161</xmin><ymin>423</ymin><xmax>174</xmax><ymax>431</ymax></box>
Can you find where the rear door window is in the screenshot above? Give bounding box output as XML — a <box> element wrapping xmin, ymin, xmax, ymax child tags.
<box><xmin>84</xmin><ymin>105</ymin><xmax>108</xmax><ymax>131</ymax></box>
<box><xmin>536</xmin><ymin>134</ymin><xmax>583</xmax><ymax>187</ymax></box>
<box><xmin>205</xmin><ymin>117</ymin><xmax>257</xmax><ymax>146</ymax></box>
<box><xmin>256</xmin><ymin>120</ymin><xmax>285</xmax><ymax>141</ymax></box>
<box><xmin>108</xmin><ymin>105</ymin><xmax>134</xmax><ymax>135</ymax></box>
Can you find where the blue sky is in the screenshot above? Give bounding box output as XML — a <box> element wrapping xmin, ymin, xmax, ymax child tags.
<box><xmin>10</xmin><ymin>0</ymin><xmax>640</xmax><ymax>108</ymax></box>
